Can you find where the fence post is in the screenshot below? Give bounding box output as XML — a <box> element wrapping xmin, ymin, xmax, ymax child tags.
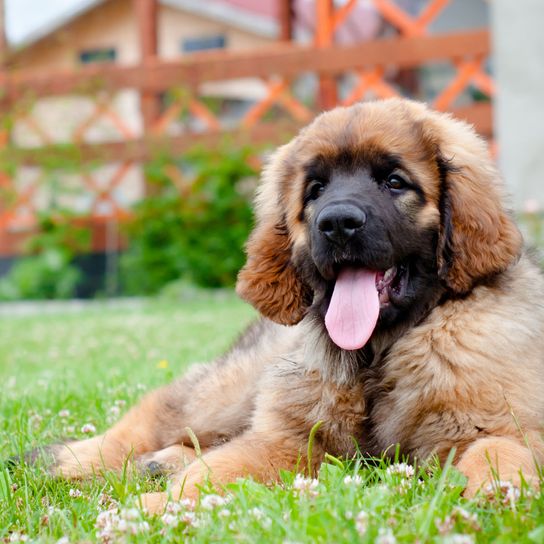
<box><xmin>278</xmin><ymin>0</ymin><xmax>294</xmax><ymax>42</ymax></box>
<box><xmin>315</xmin><ymin>0</ymin><xmax>337</xmax><ymax>110</ymax></box>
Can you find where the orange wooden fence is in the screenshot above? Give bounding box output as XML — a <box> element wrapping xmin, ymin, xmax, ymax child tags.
<box><xmin>0</xmin><ymin>0</ymin><xmax>494</xmax><ymax>256</ymax></box>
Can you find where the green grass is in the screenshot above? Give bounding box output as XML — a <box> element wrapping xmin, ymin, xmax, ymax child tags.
<box><xmin>1</xmin><ymin>295</ymin><xmax>544</xmax><ymax>543</ymax></box>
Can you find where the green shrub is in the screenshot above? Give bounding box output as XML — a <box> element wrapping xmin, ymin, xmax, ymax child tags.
<box><xmin>120</xmin><ymin>144</ymin><xmax>258</xmax><ymax>293</ymax></box>
<box><xmin>0</xmin><ymin>212</ymin><xmax>90</xmax><ymax>300</ymax></box>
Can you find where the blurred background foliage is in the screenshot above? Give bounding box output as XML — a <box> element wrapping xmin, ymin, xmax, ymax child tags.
<box><xmin>0</xmin><ymin>143</ymin><xmax>259</xmax><ymax>300</ymax></box>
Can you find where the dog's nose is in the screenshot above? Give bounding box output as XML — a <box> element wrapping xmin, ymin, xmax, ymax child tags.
<box><xmin>317</xmin><ymin>204</ymin><xmax>366</xmax><ymax>246</ymax></box>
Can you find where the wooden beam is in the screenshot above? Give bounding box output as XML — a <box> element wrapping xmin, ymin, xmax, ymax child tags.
<box><xmin>0</xmin><ymin>103</ymin><xmax>492</xmax><ymax>167</ymax></box>
<box><xmin>278</xmin><ymin>0</ymin><xmax>294</xmax><ymax>42</ymax></box>
<box><xmin>134</xmin><ymin>0</ymin><xmax>160</xmax><ymax>196</ymax></box>
<box><xmin>0</xmin><ymin>119</ymin><xmax>303</xmax><ymax>166</ymax></box>
<box><xmin>315</xmin><ymin>0</ymin><xmax>337</xmax><ymax>109</ymax></box>
<box><xmin>0</xmin><ymin>30</ymin><xmax>491</xmax><ymax>99</ymax></box>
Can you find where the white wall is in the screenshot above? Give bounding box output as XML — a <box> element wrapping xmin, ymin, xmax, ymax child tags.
<box><xmin>492</xmin><ymin>0</ymin><xmax>544</xmax><ymax>210</ymax></box>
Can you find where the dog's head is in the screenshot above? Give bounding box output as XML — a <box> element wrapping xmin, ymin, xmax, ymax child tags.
<box><xmin>237</xmin><ymin>99</ymin><xmax>522</xmax><ymax>350</ymax></box>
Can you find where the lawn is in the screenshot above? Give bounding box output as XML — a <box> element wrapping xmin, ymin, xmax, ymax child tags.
<box><xmin>1</xmin><ymin>295</ymin><xmax>543</xmax><ymax>543</ymax></box>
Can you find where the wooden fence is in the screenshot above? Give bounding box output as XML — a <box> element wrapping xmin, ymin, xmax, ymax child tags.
<box><xmin>0</xmin><ymin>0</ymin><xmax>493</xmax><ymax>256</ymax></box>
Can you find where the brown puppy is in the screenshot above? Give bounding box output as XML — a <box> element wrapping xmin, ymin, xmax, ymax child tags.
<box><xmin>45</xmin><ymin>98</ymin><xmax>544</xmax><ymax>512</ymax></box>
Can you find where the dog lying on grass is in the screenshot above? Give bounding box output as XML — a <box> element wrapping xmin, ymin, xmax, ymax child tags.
<box><xmin>33</xmin><ymin>98</ymin><xmax>544</xmax><ymax>513</ymax></box>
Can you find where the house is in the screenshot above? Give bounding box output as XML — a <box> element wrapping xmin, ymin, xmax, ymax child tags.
<box><xmin>4</xmin><ymin>0</ymin><xmax>284</xmax><ymax>226</ymax></box>
<box><xmin>2</xmin><ymin>0</ymin><xmax>490</xmax><ymax>242</ymax></box>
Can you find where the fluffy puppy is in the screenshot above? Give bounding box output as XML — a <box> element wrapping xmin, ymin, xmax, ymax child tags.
<box><xmin>40</xmin><ymin>99</ymin><xmax>544</xmax><ymax>512</ymax></box>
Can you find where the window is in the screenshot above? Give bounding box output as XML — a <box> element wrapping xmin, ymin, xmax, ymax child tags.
<box><xmin>182</xmin><ymin>35</ymin><xmax>226</xmax><ymax>53</ymax></box>
<box><xmin>79</xmin><ymin>48</ymin><xmax>117</xmax><ymax>64</ymax></box>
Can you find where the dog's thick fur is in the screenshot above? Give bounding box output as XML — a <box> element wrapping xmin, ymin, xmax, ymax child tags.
<box><xmin>44</xmin><ymin>99</ymin><xmax>544</xmax><ymax>512</ymax></box>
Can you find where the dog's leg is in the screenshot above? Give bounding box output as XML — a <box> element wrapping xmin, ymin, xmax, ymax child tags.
<box><xmin>46</xmin><ymin>320</ymin><xmax>300</xmax><ymax>478</ymax></box>
<box><xmin>457</xmin><ymin>433</ymin><xmax>544</xmax><ymax>497</ymax></box>
<box><xmin>140</xmin><ymin>431</ymin><xmax>312</xmax><ymax>514</ymax></box>
<box><xmin>136</xmin><ymin>444</ymin><xmax>197</xmax><ymax>477</ymax></box>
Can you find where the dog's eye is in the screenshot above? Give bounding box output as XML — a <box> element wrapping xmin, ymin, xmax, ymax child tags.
<box><xmin>385</xmin><ymin>174</ymin><xmax>408</xmax><ymax>193</ymax></box>
<box><xmin>306</xmin><ymin>179</ymin><xmax>326</xmax><ymax>202</ymax></box>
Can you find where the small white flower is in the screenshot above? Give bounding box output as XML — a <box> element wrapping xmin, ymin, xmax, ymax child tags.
<box><xmin>292</xmin><ymin>474</ymin><xmax>319</xmax><ymax>497</ymax></box>
<box><xmin>201</xmin><ymin>494</ymin><xmax>228</xmax><ymax>510</ymax></box>
<box><xmin>180</xmin><ymin>497</ymin><xmax>196</xmax><ymax>510</ymax></box>
<box><xmin>165</xmin><ymin>501</ymin><xmax>183</xmax><ymax>514</ymax></box>
<box><xmin>161</xmin><ymin>513</ymin><xmax>179</xmax><ymax>527</ymax></box>
<box><xmin>68</xmin><ymin>488</ymin><xmax>82</xmax><ymax>498</ymax></box>
<box><xmin>376</xmin><ymin>527</ymin><xmax>397</xmax><ymax>544</ymax></box>
<box><xmin>249</xmin><ymin>507</ymin><xmax>265</xmax><ymax>520</ymax></box>
<box><xmin>180</xmin><ymin>511</ymin><xmax>201</xmax><ymax>527</ymax></box>
<box><xmin>218</xmin><ymin>508</ymin><xmax>231</xmax><ymax>518</ymax></box>
<box><xmin>435</xmin><ymin>514</ymin><xmax>454</xmax><ymax>535</ymax></box>
<box><xmin>56</xmin><ymin>537</ymin><xmax>70</xmax><ymax>544</ymax></box>
<box><xmin>355</xmin><ymin>510</ymin><xmax>369</xmax><ymax>535</ymax></box>
<box><xmin>445</xmin><ymin>535</ymin><xmax>475</xmax><ymax>544</ymax></box>
<box><xmin>343</xmin><ymin>474</ymin><xmax>363</xmax><ymax>486</ymax></box>
<box><xmin>452</xmin><ymin>506</ymin><xmax>479</xmax><ymax>529</ymax></box>
<box><xmin>121</xmin><ymin>508</ymin><xmax>140</xmax><ymax>521</ymax></box>
<box><xmin>109</xmin><ymin>405</ymin><xmax>121</xmax><ymax>417</ymax></box>
<box><xmin>58</xmin><ymin>410</ymin><xmax>70</xmax><ymax>418</ymax></box>
<box><xmin>485</xmin><ymin>480</ymin><xmax>521</xmax><ymax>505</ymax></box>
<box><xmin>385</xmin><ymin>462</ymin><xmax>415</xmax><ymax>478</ymax></box>
<box><xmin>116</xmin><ymin>518</ymin><xmax>129</xmax><ymax>533</ymax></box>
<box><xmin>9</xmin><ymin>533</ymin><xmax>29</xmax><ymax>543</ymax></box>
<box><xmin>81</xmin><ymin>423</ymin><xmax>97</xmax><ymax>434</ymax></box>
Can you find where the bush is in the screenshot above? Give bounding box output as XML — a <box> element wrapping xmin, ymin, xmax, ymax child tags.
<box><xmin>0</xmin><ymin>212</ymin><xmax>90</xmax><ymax>300</ymax></box>
<box><xmin>120</xmin><ymin>144</ymin><xmax>258</xmax><ymax>294</ymax></box>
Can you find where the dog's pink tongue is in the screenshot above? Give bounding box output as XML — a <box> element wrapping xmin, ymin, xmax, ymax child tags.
<box><xmin>325</xmin><ymin>268</ymin><xmax>380</xmax><ymax>351</ymax></box>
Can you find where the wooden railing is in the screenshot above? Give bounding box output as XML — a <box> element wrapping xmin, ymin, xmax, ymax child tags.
<box><xmin>0</xmin><ymin>0</ymin><xmax>494</xmax><ymax>256</ymax></box>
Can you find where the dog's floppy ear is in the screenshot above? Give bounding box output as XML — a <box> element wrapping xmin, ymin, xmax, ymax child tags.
<box><xmin>432</xmin><ymin>116</ymin><xmax>522</xmax><ymax>293</ymax></box>
<box><xmin>236</xmin><ymin>144</ymin><xmax>312</xmax><ymax>325</ymax></box>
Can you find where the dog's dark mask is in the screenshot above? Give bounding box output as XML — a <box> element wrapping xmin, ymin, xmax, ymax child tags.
<box><xmin>236</xmin><ymin>100</ymin><xmax>522</xmax><ymax>348</ymax></box>
<box><xmin>293</xmin><ymin>154</ymin><xmax>444</xmax><ymax>350</ymax></box>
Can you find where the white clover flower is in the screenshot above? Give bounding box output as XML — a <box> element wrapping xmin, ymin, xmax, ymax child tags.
<box><xmin>180</xmin><ymin>511</ymin><xmax>201</xmax><ymax>527</ymax></box>
<box><xmin>452</xmin><ymin>506</ymin><xmax>479</xmax><ymax>529</ymax></box>
<box><xmin>485</xmin><ymin>480</ymin><xmax>521</xmax><ymax>506</ymax></box>
<box><xmin>355</xmin><ymin>511</ymin><xmax>369</xmax><ymax>535</ymax></box>
<box><xmin>396</xmin><ymin>478</ymin><xmax>412</xmax><ymax>495</ymax></box>
<box><xmin>181</xmin><ymin>498</ymin><xmax>196</xmax><ymax>510</ymax></box>
<box><xmin>343</xmin><ymin>474</ymin><xmax>363</xmax><ymax>486</ymax></box>
<box><xmin>95</xmin><ymin>506</ymin><xmax>149</xmax><ymax>542</ymax></box>
<box><xmin>435</xmin><ymin>514</ymin><xmax>454</xmax><ymax>535</ymax></box>
<box><xmin>249</xmin><ymin>507</ymin><xmax>265</xmax><ymax>520</ymax></box>
<box><xmin>56</xmin><ymin>537</ymin><xmax>70</xmax><ymax>544</ymax></box>
<box><xmin>445</xmin><ymin>535</ymin><xmax>475</xmax><ymax>544</ymax></box>
<box><xmin>376</xmin><ymin>527</ymin><xmax>397</xmax><ymax>544</ymax></box>
<box><xmin>116</xmin><ymin>518</ymin><xmax>129</xmax><ymax>533</ymax></box>
<box><xmin>385</xmin><ymin>462</ymin><xmax>415</xmax><ymax>478</ymax></box>
<box><xmin>58</xmin><ymin>410</ymin><xmax>70</xmax><ymax>418</ymax></box>
<box><xmin>68</xmin><ymin>488</ymin><xmax>82</xmax><ymax>498</ymax></box>
<box><xmin>292</xmin><ymin>474</ymin><xmax>319</xmax><ymax>497</ymax></box>
<box><xmin>81</xmin><ymin>423</ymin><xmax>97</xmax><ymax>434</ymax></box>
<box><xmin>121</xmin><ymin>508</ymin><xmax>140</xmax><ymax>521</ymax></box>
<box><xmin>161</xmin><ymin>512</ymin><xmax>180</xmax><ymax>527</ymax></box>
<box><xmin>108</xmin><ymin>405</ymin><xmax>121</xmax><ymax>421</ymax></box>
<box><xmin>165</xmin><ymin>501</ymin><xmax>183</xmax><ymax>514</ymax></box>
<box><xmin>218</xmin><ymin>508</ymin><xmax>231</xmax><ymax>518</ymax></box>
<box><xmin>8</xmin><ymin>533</ymin><xmax>29</xmax><ymax>543</ymax></box>
<box><xmin>201</xmin><ymin>494</ymin><xmax>228</xmax><ymax>510</ymax></box>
